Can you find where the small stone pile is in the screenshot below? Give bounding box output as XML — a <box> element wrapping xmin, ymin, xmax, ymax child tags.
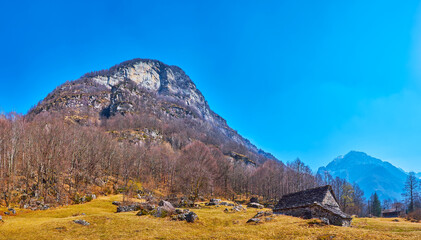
<box><xmin>116</xmin><ymin>204</ymin><xmax>142</xmax><ymax>213</ymax></box>
<box><xmin>171</xmin><ymin>209</ymin><xmax>199</xmax><ymax>223</ymax></box>
<box><xmin>132</xmin><ymin>200</ymin><xmax>199</xmax><ymax>223</ymax></box>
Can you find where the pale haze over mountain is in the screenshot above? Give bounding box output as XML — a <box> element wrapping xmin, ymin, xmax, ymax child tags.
<box><xmin>318</xmin><ymin>151</ymin><xmax>419</xmax><ymax>201</ymax></box>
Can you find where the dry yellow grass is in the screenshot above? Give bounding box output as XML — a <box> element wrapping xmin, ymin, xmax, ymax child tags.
<box><xmin>0</xmin><ymin>195</ymin><xmax>420</xmax><ymax>240</ymax></box>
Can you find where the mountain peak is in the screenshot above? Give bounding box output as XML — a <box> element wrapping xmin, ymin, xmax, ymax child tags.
<box><xmin>319</xmin><ymin>151</ymin><xmax>408</xmax><ymax>200</ymax></box>
<box><xmin>29</xmin><ymin>58</ymin><xmax>278</xmax><ymax>163</ymax></box>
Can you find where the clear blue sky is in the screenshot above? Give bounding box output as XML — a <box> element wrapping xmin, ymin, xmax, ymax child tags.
<box><xmin>1</xmin><ymin>0</ymin><xmax>421</xmax><ymax>172</ymax></box>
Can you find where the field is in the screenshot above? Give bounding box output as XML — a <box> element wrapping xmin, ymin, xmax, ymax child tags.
<box><xmin>0</xmin><ymin>195</ymin><xmax>420</xmax><ymax>240</ymax></box>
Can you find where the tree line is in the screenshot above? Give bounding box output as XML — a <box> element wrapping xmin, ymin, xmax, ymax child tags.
<box><xmin>1</xmin><ymin>111</ymin><xmax>366</xmax><ymax>216</ymax></box>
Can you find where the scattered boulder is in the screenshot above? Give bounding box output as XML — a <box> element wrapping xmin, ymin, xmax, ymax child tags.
<box><xmin>73</xmin><ymin>219</ymin><xmax>90</xmax><ymax>226</ymax></box>
<box><xmin>39</xmin><ymin>204</ymin><xmax>49</xmax><ymax>210</ymax></box>
<box><xmin>232</xmin><ymin>205</ymin><xmax>246</xmax><ymax>212</ymax></box>
<box><xmin>185</xmin><ymin>211</ymin><xmax>198</xmax><ymax>223</ymax></box>
<box><xmin>0</xmin><ymin>215</ymin><xmax>2</xmax><ymax>222</ymax></box>
<box><xmin>253</xmin><ymin>211</ymin><xmax>273</xmax><ymax>218</ymax></box>
<box><xmin>135</xmin><ymin>203</ymin><xmax>157</xmax><ymax>216</ymax></box>
<box><xmin>247</xmin><ymin>211</ymin><xmax>273</xmax><ymax>224</ymax></box>
<box><xmin>153</xmin><ymin>207</ymin><xmax>169</xmax><ymax>218</ymax></box>
<box><xmin>4</xmin><ymin>212</ymin><xmax>9</xmax><ymax>215</ymax></box>
<box><xmin>218</xmin><ymin>202</ymin><xmax>235</xmax><ymax>207</ymax></box>
<box><xmin>250</xmin><ymin>197</ymin><xmax>259</xmax><ymax>203</ymax></box>
<box><xmin>246</xmin><ymin>218</ymin><xmax>261</xmax><ymax>224</ymax></box>
<box><xmin>224</xmin><ymin>208</ymin><xmax>229</xmax><ymax>213</ymax></box>
<box><xmin>8</xmin><ymin>208</ymin><xmax>16</xmax><ymax>215</ymax></box>
<box><xmin>170</xmin><ymin>209</ymin><xmax>198</xmax><ymax>223</ymax></box>
<box><xmin>112</xmin><ymin>201</ymin><xmax>121</xmax><ymax>206</ymax></box>
<box><xmin>153</xmin><ymin>200</ymin><xmax>175</xmax><ymax>217</ymax></box>
<box><xmin>176</xmin><ymin>198</ymin><xmax>194</xmax><ymax>208</ymax></box>
<box><xmin>392</xmin><ymin>219</ymin><xmax>399</xmax><ymax>222</ymax></box>
<box><xmin>172</xmin><ymin>213</ymin><xmax>187</xmax><ymax>221</ymax></box>
<box><xmin>247</xmin><ymin>202</ymin><xmax>264</xmax><ymax>209</ymax></box>
<box><xmin>207</xmin><ymin>199</ymin><xmax>221</xmax><ymax>206</ymax></box>
<box><xmin>117</xmin><ymin>204</ymin><xmax>141</xmax><ymax>213</ymax></box>
<box><xmin>159</xmin><ymin>200</ymin><xmax>175</xmax><ymax>212</ymax></box>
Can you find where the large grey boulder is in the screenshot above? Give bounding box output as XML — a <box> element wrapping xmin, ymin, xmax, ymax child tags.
<box><xmin>159</xmin><ymin>200</ymin><xmax>175</xmax><ymax>211</ymax></box>
<box><xmin>153</xmin><ymin>200</ymin><xmax>175</xmax><ymax>217</ymax></box>
<box><xmin>153</xmin><ymin>207</ymin><xmax>170</xmax><ymax>218</ymax></box>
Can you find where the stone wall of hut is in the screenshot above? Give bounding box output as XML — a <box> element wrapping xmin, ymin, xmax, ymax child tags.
<box><xmin>275</xmin><ymin>205</ymin><xmax>351</xmax><ymax>227</ymax></box>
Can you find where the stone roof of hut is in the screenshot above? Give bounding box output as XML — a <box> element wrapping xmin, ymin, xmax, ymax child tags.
<box><xmin>275</xmin><ymin>185</ymin><xmax>336</xmax><ymax>209</ymax></box>
<box><xmin>382</xmin><ymin>208</ymin><xmax>401</xmax><ymax>214</ymax></box>
<box><xmin>274</xmin><ymin>185</ymin><xmax>351</xmax><ymax>219</ymax></box>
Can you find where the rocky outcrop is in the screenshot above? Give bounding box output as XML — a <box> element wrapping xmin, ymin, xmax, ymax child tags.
<box><xmin>29</xmin><ymin>58</ymin><xmax>277</xmax><ymax>164</ymax></box>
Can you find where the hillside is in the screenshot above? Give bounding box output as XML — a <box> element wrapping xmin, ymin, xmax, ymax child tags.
<box><xmin>4</xmin><ymin>58</ymin><xmax>324</xmax><ymax>211</ymax></box>
<box><xmin>28</xmin><ymin>58</ymin><xmax>276</xmax><ymax>163</ymax></box>
<box><xmin>318</xmin><ymin>151</ymin><xmax>407</xmax><ymax>200</ymax></box>
<box><xmin>1</xmin><ymin>195</ymin><xmax>420</xmax><ymax>240</ymax></box>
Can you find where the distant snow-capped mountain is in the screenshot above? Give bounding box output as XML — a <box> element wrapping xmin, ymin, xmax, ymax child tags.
<box><xmin>318</xmin><ymin>151</ymin><xmax>408</xmax><ymax>201</ymax></box>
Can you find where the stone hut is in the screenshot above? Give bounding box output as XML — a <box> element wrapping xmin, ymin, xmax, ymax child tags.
<box><xmin>381</xmin><ymin>208</ymin><xmax>401</xmax><ymax>218</ymax></box>
<box><xmin>273</xmin><ymin>185</ymin><xmax>352</xmax><ymax>226</ymax></box>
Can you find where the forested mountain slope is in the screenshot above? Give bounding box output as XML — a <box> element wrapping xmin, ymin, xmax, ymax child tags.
<box><xmin>29</xmin><ymin>58</ymin><xmax>275</xmax><ymax>163</ymax></box>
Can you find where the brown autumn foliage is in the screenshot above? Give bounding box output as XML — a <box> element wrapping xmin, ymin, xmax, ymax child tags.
<box><xmin>0</xmin><ymin>112</ymin><xmax>366</xmax><ymax>216</ymax></box>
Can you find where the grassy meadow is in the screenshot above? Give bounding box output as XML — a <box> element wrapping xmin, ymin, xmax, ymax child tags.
<box><xmin>0</xmin><ymin>195</ymin><xmax>420</xmax><ymax>240</ymax></box>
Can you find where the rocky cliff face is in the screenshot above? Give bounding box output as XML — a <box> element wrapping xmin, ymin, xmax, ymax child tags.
<box><xmin>30</xmin><ymin>58</ymin><xmax>276</xmax><ymax>162</ymax></box>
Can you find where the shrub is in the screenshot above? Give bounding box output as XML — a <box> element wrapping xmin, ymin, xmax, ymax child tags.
<box><xmin>407</xmin><ymin>209</ymin><xmax>421</xmax><ymax>222</ymax></box>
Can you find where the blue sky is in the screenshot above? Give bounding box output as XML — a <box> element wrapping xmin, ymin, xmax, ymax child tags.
<box><xmin>1</xmin><ymin>0</ymin><xmax>421</xmax><ymax>172</ymax></box>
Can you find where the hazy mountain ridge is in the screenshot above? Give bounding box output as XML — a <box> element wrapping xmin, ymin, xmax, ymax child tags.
<box><xmin>28</xmin><ymin>58</ymin><xmax>276</xmax><ymax>163</ymax></box>
<box><xmin>318</xmin><ymin>151</ymin><xmax>409</xmax><ymax>201</ymax></box>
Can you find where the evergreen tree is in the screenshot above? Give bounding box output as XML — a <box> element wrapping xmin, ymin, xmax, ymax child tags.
<box><xmin>370</xmin><ymin>192</ymin><xmax>382</xmax><ymax>217</ymax></box>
